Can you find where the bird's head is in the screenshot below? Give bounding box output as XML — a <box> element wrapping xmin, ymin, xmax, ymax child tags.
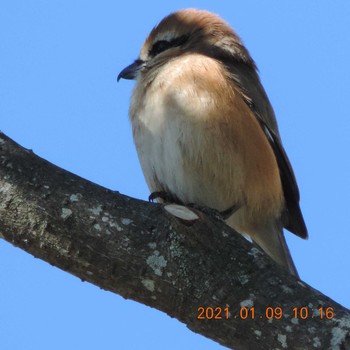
<box><xmin>117</xmin><ymin>9</ymin><xmax>255</xmax><ymax>82</ymax></box>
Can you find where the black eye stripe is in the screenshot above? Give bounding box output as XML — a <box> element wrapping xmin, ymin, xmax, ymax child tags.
<box><xmin>149</xmin><ymin>35</ymin><xmax>189</xmax><ymax>58</ymax></box>
<box><xmin>149</xmin><ymin>40</ymin><xmax>172</xmax><ymax>57</ymax></box>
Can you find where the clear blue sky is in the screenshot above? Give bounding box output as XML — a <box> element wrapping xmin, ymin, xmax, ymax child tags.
<box><xmin>1</xmin><ymin>1</ymin><xmax>349</xmax><ymax>349</ymax></box>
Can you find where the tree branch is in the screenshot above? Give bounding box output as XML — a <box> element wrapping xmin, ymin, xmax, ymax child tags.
<box><xmin>0</xmin><ymin>131</ymin><xmax>349</xmax><ymax>350</ymax></box>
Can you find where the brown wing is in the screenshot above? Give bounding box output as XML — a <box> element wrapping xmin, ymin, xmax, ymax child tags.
<box><xmin>225</xmin><ymin>61</ymin><xmax>308</xmax><ymax>239</ymax></box>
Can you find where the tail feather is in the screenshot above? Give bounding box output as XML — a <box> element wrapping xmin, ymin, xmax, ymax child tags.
<box><xmin>251</xmin><ymin>225</ymin><xmax>299</xmax><ymax>277</ymax></box>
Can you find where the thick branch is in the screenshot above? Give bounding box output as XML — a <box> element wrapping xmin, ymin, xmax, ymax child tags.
<box><xmin>0</xmin><ymin>132</ymin><xmax>349</xmax><ymax>350</ymax></box>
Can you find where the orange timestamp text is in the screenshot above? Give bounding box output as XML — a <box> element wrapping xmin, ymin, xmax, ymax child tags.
<box><xmin>197</xmin><ymin>306</ymin><xmax>335</xmax><ymax>320</ymax></box>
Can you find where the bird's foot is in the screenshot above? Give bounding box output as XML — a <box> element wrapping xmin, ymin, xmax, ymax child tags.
<box><xmin>187</xmin><ymin>203</ymin><xmax>240</xmax><ymax>221</ymax></box>
<box><xmin>148</xmin><ymin>191</ymin><xmax>181</xmax><ymax>204</ymax></box>
<box><xmin>219</xmin><ymin>204</ymin><xmax>240</xmax><ymax>220</ymax></box>
<box><xmin>187</xmin><ymin>203</ymin><xmax>224</xmax><ymax>222</ymax></box>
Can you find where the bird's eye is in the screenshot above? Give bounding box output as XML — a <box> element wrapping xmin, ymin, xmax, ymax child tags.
<box><xmin>149</xmin><ymin>35</ymin><xmax>189</xmax><ymax>58</ymax></box>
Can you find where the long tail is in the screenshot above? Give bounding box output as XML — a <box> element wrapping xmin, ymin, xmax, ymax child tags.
<box><xmin>251</xmin><ymin>225</ymin><xmax>299</xmax><ymax>277</ymax></box>
<box><xmin>226</xmin><ymin>216</ymin><xmax>299</xmax><ymax>277</ymax></box>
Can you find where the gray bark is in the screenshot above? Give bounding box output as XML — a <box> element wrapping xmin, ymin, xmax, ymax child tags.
<box><xmin>0</xmin><ymin>132</ymin><xmax>349</xmax><ymax>350</ymax></box>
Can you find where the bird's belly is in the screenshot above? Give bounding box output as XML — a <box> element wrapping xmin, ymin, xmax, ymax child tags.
<box><xmin>132</xmin><ymin>108</ymin><xmax>243</xmax><ymax>212</ymax></box>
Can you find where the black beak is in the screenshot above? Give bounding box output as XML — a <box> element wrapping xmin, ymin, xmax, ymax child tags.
<box><xmin>117</xmin><ymin>59</ymin><xmax>144</xmax><ymax>81</ymax></box>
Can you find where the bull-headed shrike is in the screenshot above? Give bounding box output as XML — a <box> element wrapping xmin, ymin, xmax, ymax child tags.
<box><xmin>118</xmin><ymin>9</ymin><xmax>307</xmax><ymax>276</ymax></box>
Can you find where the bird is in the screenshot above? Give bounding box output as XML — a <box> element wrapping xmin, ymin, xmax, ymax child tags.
<box><xmin>117</xmin><ymin>8</ymin><xmax>307</xmax><ymax>277</ymax></box>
